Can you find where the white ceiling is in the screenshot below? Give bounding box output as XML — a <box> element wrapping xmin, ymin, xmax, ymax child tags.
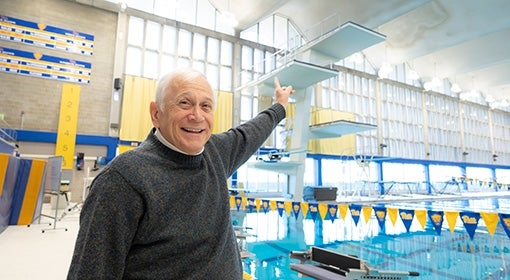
<box><xmin>210</xmin><ymin>0</ymin><xmax>510</xmax><ymax>106</ymax></box>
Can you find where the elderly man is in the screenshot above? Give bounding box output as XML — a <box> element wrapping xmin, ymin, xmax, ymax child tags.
<box><xmin>67</xmin><ymin>68</ymin><xmax>294</xmax><ymax>279</ymax></box>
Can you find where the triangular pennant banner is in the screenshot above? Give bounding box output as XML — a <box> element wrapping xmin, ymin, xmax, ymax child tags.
<box><xmin>328</xmin><ymin>204</ymin><xmax>338</xmax><ymax>223</ymax></box>
<box><xmin>428</xmin><ymin>210</ymin><xmax>444</xmax><ymax>235</ymax></box>
<box><xmin>301</xmin><ymin>202</ymin><xmax>309</xmax><ymax>219</ymax></box>
<box><xmin>445</xmin><ymin>211</ymin><xmax>459</xmax><ymax>233</ymax></box>
<box><xmin>480</xmin><ymin>212</ymin><xmax>499</xmax><ymax>236</ymax></box>
<box><xmin>292</xmin><ymin>202</ymin><xmax>301</xmax><ymax>219</ymax></box>
<box><xmin>387</xmin><ymin>208</ymin><xmax>398</xmax><ymax>226</ymax></box>
<box><xmin>318</xmin><ymin>204</ymin><xmax>328</xmax><ymax>221</ymax></box>
<box><xmin>338</xmin><ymin>204</ymin><xmax>349</xmax><ymax>220</ymax></box>
<box><xmin>308</xmin><ymin>203</ymin><xmax>318</xmax><ymax>221</ymax></box>
<box><xmin>255</xmin><ymin>198</ymin><xmax>261</xmax><ymax>212</ymax></box>
<box><xmin>349</xmin><ymin>204</ymin><xmax>362</xmax><ymax>226</ymax></box>
<box><xmin>276</xmin><ymin>201</ymin><xmax>285</xmax><ymax>217</ymax></box>
<box><xmin>373</xmin><ymin>205</ymin><xmax>387</xmax><ymax>230</ymax></box>
<box><xmin>399</xmin><ymin>209</ymin><xmax>414</xmax><ymax>233</ymax></box>
<box><xmin>230</xmin><ymin>196</ymin><xmax>235</xmax><ymax>209</ymax></box>
<box><xmin>270</xmin><ymin>200</ymin><xmax>277</xmax><ymax>212</ymax></box>
<box><xmin>415</xmin><ymin>209</ymin><xmax>427</xmax><ymax>229</ymax></box>
<box><xmin>235</xmin><ymin>196</ymin><xmax>242</xmax><ymax>211</ymax></box>
<box><xmin>362</xmin><ymin>206</ymin><xmax>373</xmax><ymax>224</ymax></box>
<box><xmin>499</xmin><ymin>213</ymin><xmax>510</xmax><ymax>239</ymax></box>
<box><xmin>261</xmin><ymin>199</ymin><xmax>270</xmax><ymax>213</ymax></box>
<box><xmin>247</xmin><ymin>198</ymin><xmax>255</xmax><ymax>213</ymax></box>
<box><xmin>460</xmin><ymin>211</ymin><xmax>480</xmax><ymax>240</ymax></box>
<box><xmin>285</xmin><ymin>201</ymin><xmax>293</xmax><ymax>217</ymax></box>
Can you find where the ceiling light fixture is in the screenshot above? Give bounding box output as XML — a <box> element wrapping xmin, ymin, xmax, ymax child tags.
<box><xmin>450</xmin><ymin>83</ymin><xmax>461</xmax><ymax>93</ymax></box>
<box><xmin>220</xmin><ymin>0</ymin><xmax>238</xmax><ymax>28</ymax></box>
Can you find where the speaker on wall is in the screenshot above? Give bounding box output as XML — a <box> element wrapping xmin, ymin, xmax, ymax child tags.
<box><xmin>114</xmin><ymin>78</ymin><xmax>123</xmax><ymax>90</ymax></box>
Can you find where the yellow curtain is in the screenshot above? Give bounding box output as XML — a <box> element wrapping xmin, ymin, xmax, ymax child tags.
<box><xmin>213</xmin><ymin>91</ymin><xmax>233</xmax><ymax>133</ymax></box>
<box><xmin>307</xmin><ymin>107</ymin><xmax>356</xmax><ymax>155</ymax></box>
<box><xmin>119</xmin><ymin>75</ymin><xmax>156</xmax><ymax>142</ymax></box>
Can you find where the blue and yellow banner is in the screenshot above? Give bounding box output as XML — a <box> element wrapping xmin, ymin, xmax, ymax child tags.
<box><xmin>0</xmin><ymin>46</ymin><xmax>91</xmax><ymax>84</ymax></box>
<box><xmin>231</xmin><ymin>196</ymin><xmax>510</xmax><ymax>241</ymax></box>
<box><xmin>9</xmin><ymin>158</ymin><xmax>46</xmax><ymax>225</ymax></box>
<box><xmin>0</xmin><ymin>14</ymin><xmax>94</xmax><ymax>56</ymax></box>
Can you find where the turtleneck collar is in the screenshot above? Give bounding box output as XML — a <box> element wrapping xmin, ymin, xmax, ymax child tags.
<box><xmin>154</xmin><ymin>128</ymin><xmax>204</xmax><ymax>156</ymax></box>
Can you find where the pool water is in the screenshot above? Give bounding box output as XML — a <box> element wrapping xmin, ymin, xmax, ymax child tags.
<box><xmin>233</xmin><ymin>200</ymin><xmax>510</xmax><ymax>280</ymax></box>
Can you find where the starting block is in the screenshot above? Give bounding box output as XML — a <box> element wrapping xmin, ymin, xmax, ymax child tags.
<box><xmin>290</xmin><ymin>247</ymin><xmax>419</xmax><ymax>280</ymax></box>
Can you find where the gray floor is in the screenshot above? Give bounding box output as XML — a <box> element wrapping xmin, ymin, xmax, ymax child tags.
<box><xmin>0</xmin><ymin>204</ymin><xmax>80</xmax><ymax>280</ymax></box>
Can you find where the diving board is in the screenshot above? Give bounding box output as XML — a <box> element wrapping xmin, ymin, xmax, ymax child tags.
<box><xmin>236</xmin><ymin>60</ymin><xmax>338</xmax><ymax>96</ymax></box>
<box><xmin>308</xmin><ymin>119</ymin><xmax>377</xmax><ymax>140</ymax></box>
<box><xmin>295</xmin><ymin>21</ymin><xmax>386</xmax><ymax>66</ymax></box>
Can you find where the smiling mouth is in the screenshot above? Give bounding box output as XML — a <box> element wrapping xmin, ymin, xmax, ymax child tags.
<box><xmin>182</xmin><ymin>128</ymin><xmax>204</xmax><ymax>133</ymax></box>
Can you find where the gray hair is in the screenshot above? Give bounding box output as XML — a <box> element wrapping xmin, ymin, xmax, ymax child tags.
<box><xmin>154</xmin><ymin>68</ymin><xmax>216</xmax><ymax>111</ymax></box>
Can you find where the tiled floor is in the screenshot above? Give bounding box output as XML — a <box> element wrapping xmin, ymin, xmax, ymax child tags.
<box><xmin>0</xmin><ymin>204</ymin><xmax>80</xmax><ymax>280</ymax></box>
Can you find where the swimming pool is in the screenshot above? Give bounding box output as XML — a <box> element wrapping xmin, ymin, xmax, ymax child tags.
<box><xmin>233</xmin><ymin>196</ymin><xmax>510</xmax><ymax>280</ymax></box>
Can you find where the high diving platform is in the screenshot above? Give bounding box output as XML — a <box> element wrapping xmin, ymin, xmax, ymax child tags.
<box><xmin>237</xmin><ymin>21</ymin><xmax>385</xmax><ymax>201</ymax></box>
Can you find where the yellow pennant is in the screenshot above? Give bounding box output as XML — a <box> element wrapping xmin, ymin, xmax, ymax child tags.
<box><xmin>338</xmin><ymin>204</ymin><xmax>349</xmax><ymax>220</ymax></box>
<box><xmin>255</xmin><ymin>198</ymin><xmax>262</xmax><ymax>212</ymax></box>
<box><xmin>269</xmin><ymin>200</ymin><xmax>277</xmax><ymax>211</ymax></box>
<box><xmin>242</xmin><ymin>197</ymin><xmax>247</xmax><ymax>210</ymax></box>
<box><xmin>387</xmin><ymin>208</ymin><xmax>398</xmax><ymax>226</ymax></box>
<box><xmin>318</xmin><ymin>203</ymin><xmax>328</xmax><ymax>220</ymax></box>
<box><xmin>445</xmin><ymin>211</ymin><xmax>459</xmax><ymax>233</ymax></box>
<box><xmin>415</xmin><ymin>209</ymin><xmax>427</xmax><ymax>229</ymax></box>
<box><xmin>229</xmin><ymin>196</ymin><xmax>235</xmax><ymax>209</ymax></box>
<box><xmin>301</xmin><ymin>202</ymin><xmax>309</xmax><ymax>219</ymax></box>
<box><xmin>480</xmin><ymin>212</ymin><xmax>499</xmax><ymax>236</ymax></box>
<box><xmin>362</xmin><ymin>206</ymin><xmax>373</xmax><ymax>224</ymax></box>
<box><xmin>284</xmin><ymin>201</ymin><xmax>292</xmax><ymax>216</ymax></box>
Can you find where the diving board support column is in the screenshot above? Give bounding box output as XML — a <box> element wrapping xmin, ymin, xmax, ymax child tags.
<box><xmin>55</xmin><ymin>83</ymin><xmax>81</xmax><ymax>170</ymax></box>
<box><xmin>288</xmin><ymin>87</ymin><xmax>314</xmax><ymax>201</ymax></box>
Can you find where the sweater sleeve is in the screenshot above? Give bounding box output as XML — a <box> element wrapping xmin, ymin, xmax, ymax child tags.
<box><xmin>211</xmin><ymin>103</ymin><xmax>287</xmax><ymax>176</ymax></box>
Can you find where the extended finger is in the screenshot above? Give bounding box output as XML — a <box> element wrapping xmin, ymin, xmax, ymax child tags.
<box><xmin>274</xmin><ymin>76</ymin><xmax>281</xmax><ymax>89</ymax></box>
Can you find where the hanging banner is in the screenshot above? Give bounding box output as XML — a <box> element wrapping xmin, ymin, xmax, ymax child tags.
<box><xmin>247</xmin><ymin>198</ymin><xmax>255</xmax><ymax>213</ymax></box>
<box><xmin>415</xmin><ymin>209</ymin><xmax>427</xmax><ymax>229</ymax></box>
<box><xmin>0</xmin><ymin>46</ymin><xmax>91</xmax><ymax>84</ymax></box>
<box><xmin>428</xmin><ymin>210</ymin><xmax>444</xmax><ymax>235</ymax></box>
<box><xmin>338</xmin><ymin>204</ymin><xmax>349</xmax><ymax>220</ymax></box>
<box><xmin>480</xmin><ymin>212</ymin><xmax>499</xmax><ymax>236</ymax></box>
<box><xmin>460</xmin><ymin>211</ymin><xmax>480</xmax><ymax>240</ymax></box>
<box><xmin>445</xmin><ymin>211</ymin><xmax>459</xmax><ymax>233</ymax></box>
<box><xmin>0</xmin><ymin>15</ymin><xmax>94</xmax><ymax>55</ymax></box>
<box><xmin>362</xmin><ymin>206</ymin><xmax>373</xmax><ymax>224</ymax></box>
<box><xmin>373</xmin><ymin>205</ymin><xmax>387</xmax><ymax>230</ymax></box>
<box><xmin>308</xmin><ymin>203</ymin><xmax>318</xmax><ymax>221</ymax></box>
<box><xmin>255</xmin><ymin>198</ymin><xmax>262</xmax><ymax>212</ymax></box>
<box><xmin>399</xmin><ymin>209</ymin><xmax>414</xmax><ymax>232</ymax></box>
<box><xmin>349</xmin><ymin>204</ymin><xmax>361</xmax><ymax>225</ymax></box>
<box><xmin>261</xmin><ymin>199</ymin><xmax>270</xmax><ymax>213</ymax></box>
<box><xmin>301</xmin><ymin>202</ymin><xmax>309</xmax><ymax>219</ymax></box>
<box><xmin>318</xmin><ymin>203</ymin><xmax>328</xmax><ymax>221</ymax></box>
<box><xmin>327</xmin><ymin>204</ymin><xmax>336</xmax><ymax>223</ymax></box>
<box><xmin>284</xmin><ymin>201</ymin><xmax>292</xmax><ymax>217</ymax></box>
<box><xmin>276</xmin><ymin>201</ymin><xmax>285</xmax><ymax>217</ymax></box>
<box><xmin>234</xmin><ymin>196</ymin><xmax>242</xmax><ymax>211</ymax></box>
<box><xmin>55</xmin><ymin>84</ymin><xmax>80</xmax><ymax>169</ymax></box>
<box><xmin>292</xmin><ymin>202</ymin><xmax>301</xmax><ymax>219</ymax></box>
<box><xmin>387</xmin><ymin>207</ymin><xmax>398</xmax><ymax>226</ymax></box>
<box><xmin>499</xmin><ymin>213</ymin><xmax>510</xmax><ymax>239</ymax></box>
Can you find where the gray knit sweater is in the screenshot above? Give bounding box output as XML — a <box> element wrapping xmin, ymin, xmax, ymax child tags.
<box><xmin>67</xmin><ymin>103</ymin><xmax>286</xmax><ymax>280</ymax></box>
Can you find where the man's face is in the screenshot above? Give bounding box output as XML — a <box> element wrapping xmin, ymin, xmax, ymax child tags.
<box><xmin>150</xmin><ymin>75</ymin><xmax>214</xmax><ymax>155</ymax></box>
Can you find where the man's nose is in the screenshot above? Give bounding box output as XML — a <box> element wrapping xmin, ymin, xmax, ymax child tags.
<box><xmin>189</xmin><ymin>105</ymin><xmax>205</xmax><ymax>121</ymax></box>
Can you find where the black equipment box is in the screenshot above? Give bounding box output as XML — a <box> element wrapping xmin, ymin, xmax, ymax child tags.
<box><xmin>303</xmin><ymin>186</ymin><xmax>338</xmax><ymax>201</ymax></box>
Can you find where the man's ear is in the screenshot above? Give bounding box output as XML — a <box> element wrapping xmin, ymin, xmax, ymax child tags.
<box><xmin>149</xmin><ymin>102</ymin><xmax>160</xmax><ymax>127</ymax></box>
